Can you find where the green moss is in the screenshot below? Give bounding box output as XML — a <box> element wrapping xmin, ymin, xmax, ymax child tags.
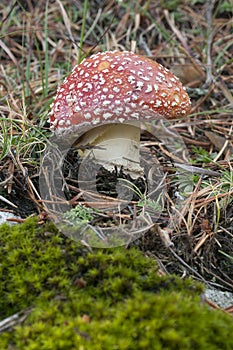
<box><xmin>0</xmin><ymin>218</ymin><xmax>232</xmax><ymax>349</ymax></box>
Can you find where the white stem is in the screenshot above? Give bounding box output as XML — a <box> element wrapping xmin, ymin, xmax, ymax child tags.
<box><xmin>77</xmin><ymin>123</ymin><xmax>143</xmax><ymax>178</ymax></box>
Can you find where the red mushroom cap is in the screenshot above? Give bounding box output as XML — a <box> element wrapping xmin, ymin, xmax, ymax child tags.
<box><xmin>49</xmin><ymin>51</ymin><xmax>191</xmax><ymax>130</ymax></box>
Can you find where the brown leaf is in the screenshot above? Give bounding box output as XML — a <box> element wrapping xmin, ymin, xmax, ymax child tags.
<box><xmin>171</xmin><ymin>64</ymin><xmax>204</xmax><ymax>87</ymax></box>
<box><xmin>205</xmin><ymin>131</ymin><xmax>233</xmax><ymax>156</ymax></box>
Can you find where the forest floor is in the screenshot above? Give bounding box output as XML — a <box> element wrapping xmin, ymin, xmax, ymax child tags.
<box><xmin>0</xmin><ymin>0</ymin><xmax>232</xmax><ymax>309</ymax></box>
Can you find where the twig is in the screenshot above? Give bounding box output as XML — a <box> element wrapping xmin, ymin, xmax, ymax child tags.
<box><xmin>0</xmin><ymin>195</ymin><xmax>17</xmax><ymax>208</ymax></box>
<box><xmin>0</xmin><ymin>309</ymin><xmax>32</xmax><ymax>333</ymax></box>
<box><xmin>139</xmin><ymin>36</ymin><xmax>153</xmax><ymax>56</ymax></box>
<box><xmin>0</xmin><ymin>1</ymin><xmax>18</xmax><ymax>28</ymax></box>
<box><xmin>168</xmin><ymin>246</ymin><xmax>210</xmax><ymax>286</ymax></box>
<box><xmin>0</xmin><ymin>174</ymin><xmax>13</xmax><ymax>186</ymax></box>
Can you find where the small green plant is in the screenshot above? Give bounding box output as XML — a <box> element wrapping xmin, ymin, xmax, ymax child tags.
<box><xmin>220</xmin><ymin>167</ymin><xmax>233</xmax><ymax>194</ymax></box>
<box><xmin>0</xmin><ymin>119</ymin><xmax>13</xmax><ymax>161</ymax></box>
<box><xmin>191</xmin><ymin>146</ymin><xmax>217</xmax><ymax>164</ymax></box>
<box><xmin>172</xmin><ymin>171</ymin><xmax>198</xmax><ymax>196</ymax></box>
<box><xmin>0</xmin><ymin>117</ymin><xmax>48</xmax><ymax>164</ymax></box>
<box><xmin>201</xmin><ymin>167</ymin><xmax>233</xmax><ymax>206</ymax></box>
<box><xmin>214</xmin><ymin>0</ymin><xmax>233</xmax><ymax>16</ymax></box>
<box><xmin>63</xmin><ymin>204</ymin><xmax>97</xmax><ymax>224</ymax></box>
<box><xmin>218</xmin><ymin>250</ymin><xmax>233</xmax><ymax>262</ymax></box>
<box><xmin>118</xmin><ymin>178</ymin><xmax>163</xmax><ymax>212</ymax></box>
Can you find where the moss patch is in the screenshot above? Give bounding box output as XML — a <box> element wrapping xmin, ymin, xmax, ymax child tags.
<box><xmin>0</xmin><ymin>218</ymin><xmax>232</xmax><ymax>349</ymax></box>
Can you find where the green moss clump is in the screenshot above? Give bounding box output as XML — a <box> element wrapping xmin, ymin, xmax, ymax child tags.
<box><xmin>0</xmin><ymin>218</ymin><xmax>232</xmax><ymax>349</ymax></box>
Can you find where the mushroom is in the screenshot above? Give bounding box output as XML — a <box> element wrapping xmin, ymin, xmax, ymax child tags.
<box><xmin>49</xmin><ymin>51</ymin><xmax>191</xmax><ymax>178</ymax></box>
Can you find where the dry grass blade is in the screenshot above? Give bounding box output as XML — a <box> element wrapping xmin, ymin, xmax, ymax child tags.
<box><xmin>56</xmin><ymin>0</ymin><xmax>79</xmax><ymax>59</ymax></box>
<box><xmin>0</xmin><ymin>195</ymin><xmax>17</xmax><ymax>208</ymax></box>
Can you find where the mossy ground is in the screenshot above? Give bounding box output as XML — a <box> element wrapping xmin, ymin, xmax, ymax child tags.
<box><xmin>0</xmin><ymin>218</ymin><xmax>232</xmax><ymax>350</ymax></box>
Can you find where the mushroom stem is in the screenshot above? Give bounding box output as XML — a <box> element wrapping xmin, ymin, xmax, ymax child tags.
<box><xmin>77</xmin><ymin>122</ymin><xmax>143</xmax><ymax>178</ymax></box>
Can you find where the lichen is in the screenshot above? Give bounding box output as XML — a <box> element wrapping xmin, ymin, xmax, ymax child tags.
<box><xmin>0</xmin><ymin>218</ymin><xmax>232</xmax><ymax>349</ymax></box>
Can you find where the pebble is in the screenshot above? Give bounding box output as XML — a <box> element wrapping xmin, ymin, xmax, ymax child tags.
<box><xmin>0</xmin><ymin>211</ymin><xmax>21</xmax><ymax>225</ymax></box>
<box><xmin>205</xmin><ymin>288</ymin><xmax>233</xmax><ymax>309</ymax></box>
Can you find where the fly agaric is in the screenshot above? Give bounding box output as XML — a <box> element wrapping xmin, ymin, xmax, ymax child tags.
<box><xmin>49</xmin><ymin>51</ymin><xmax>191</xmax><ymax>177</ymax></box>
